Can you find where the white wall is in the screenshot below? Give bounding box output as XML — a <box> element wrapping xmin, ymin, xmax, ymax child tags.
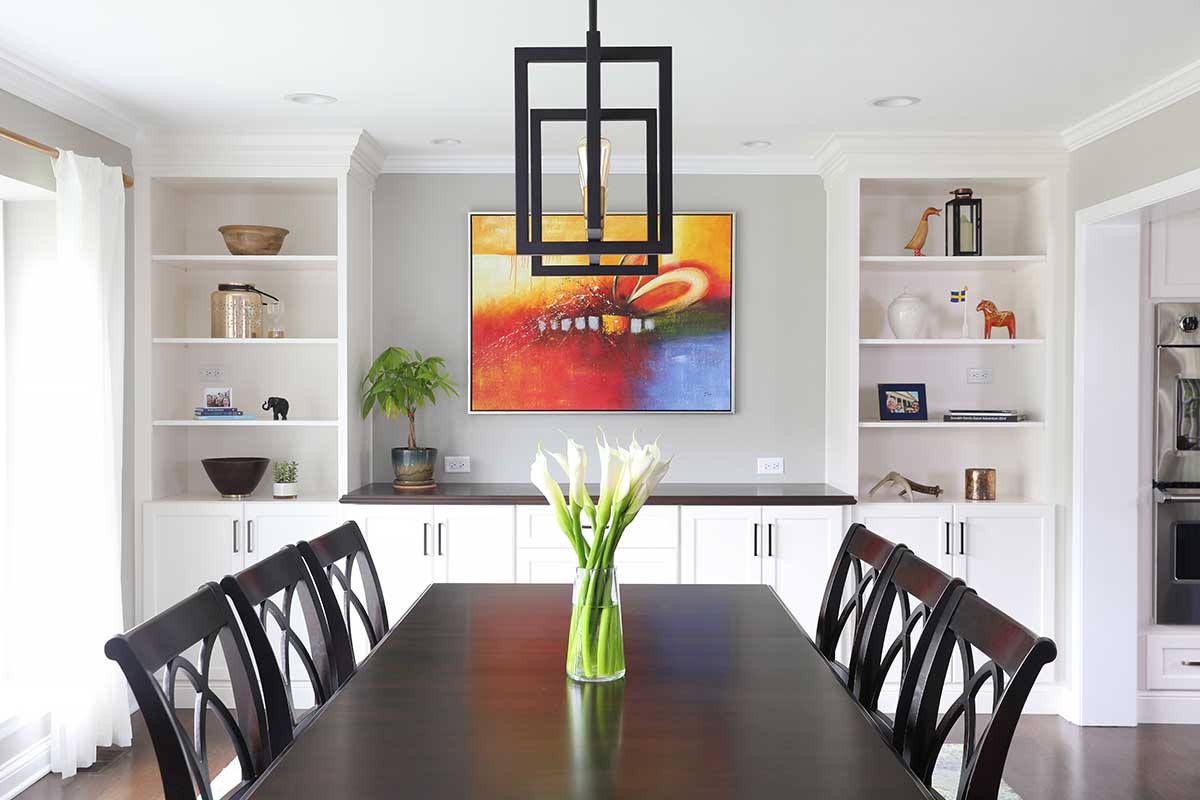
<box><xmin>370</xmin><ymin>173</ymin><xmax>828</xmax><ymax>485</ymax></box>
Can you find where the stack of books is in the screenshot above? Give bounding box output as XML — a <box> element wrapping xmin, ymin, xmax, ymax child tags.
<box><xmin>943</xmin><ymin>409</ymin><xmax>1027</xmax><ymax>423</ymax></box>
<box><xmin>194</xmin><ymin>407</ymin><xmax>254</xmax><ymax>420</ymax></box>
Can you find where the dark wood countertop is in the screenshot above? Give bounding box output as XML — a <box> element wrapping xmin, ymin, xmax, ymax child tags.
<box><xmin>340</xmin><ymin>482</ymin><xmax>856</xmax><ymax>506</ymax></box>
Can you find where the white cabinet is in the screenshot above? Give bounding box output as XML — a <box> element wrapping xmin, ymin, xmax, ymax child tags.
<box><xmin>681</xmin><ymin>506</ymin><xmax>847</xmax><ymax>632</ymax></box>
<box><xmin>761</xmin><ymin>507</ymin><xmax>847</xmax><ymax>635</ymax></box>
<box><xmin>1146</xmin><ymin>633</ymin><xmax>1200</xmax><ymax>691</ymax></box>
<box><xmin>514</xmin><ymin>505</ymin><xmax>680</xmax><ymax>584</ymax></box>
<box><xmin>853</xmin><ymin>502</ymin><xmax>1055</xmax><ymax>638</ymax></box>
<box><xmin>1150</xmin><ymin>211</ymin><xmax>1200</xmax><ymax>298</ymax></box>
<box><xmin>143</xmin><ymin>501</ymin><xmax>352</xmax><ymax>619</ymax></box>
<box><xmin>355</xmin><ymin>505</ymin><xmax>438</xmax><ymax>623</ymax></box>
<box><xmin>435</xmin><ymin>506</ymin><xmax>516</xmax><ymax>583</ymax></box>
<box><xmin>680</xmin><ymin>506</ymin><xmax>763</xmax><ymax>584</ymax></box>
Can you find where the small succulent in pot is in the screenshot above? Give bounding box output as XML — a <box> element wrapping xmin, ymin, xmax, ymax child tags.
<box><xmin>272</xmin><ymin>459</ymin><xmax>299</xmax><ymax>499</ymax></box>
<box><xmin>360</xmin><ymin>347</ymin><xmax>459</xmax><ymax>489</ymax></box>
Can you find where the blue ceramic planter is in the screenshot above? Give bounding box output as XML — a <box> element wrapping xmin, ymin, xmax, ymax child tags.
<box><xmin>392</xmin><ymin>447</ymin><xmax>437</xmax><ymax>488</ymax></box>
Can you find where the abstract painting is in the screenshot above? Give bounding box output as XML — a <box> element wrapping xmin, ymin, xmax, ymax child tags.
<box><xmin>469</xmin><ymin>213</ymin><xmax>734</xmax><ymax>412</ymax></box>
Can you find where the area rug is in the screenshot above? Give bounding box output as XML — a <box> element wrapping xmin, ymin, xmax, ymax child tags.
<box><xmin>930</xmin><ymin>744</ymin><xmax>1022</xmax><ymax>800</ymax></box>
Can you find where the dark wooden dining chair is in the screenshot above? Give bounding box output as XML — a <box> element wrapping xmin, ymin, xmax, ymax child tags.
<box><xmin>104</xmin><ymin>582</ymin><xmax>275</xmax><ymax>800</ymax></box>
<box><xmin>221</xmin><ymin>545</ymin><xmax>347</xmax><ymax>749</ymax></box>
<box><xmin>848</xmin><ymin>548</ymin><xmax>965</xmax><ymax>739</ymax></box>
<box><xmin>898</xmin><ymin>586</ymin><xmax>1057</xmax><ymax>800</ymax></box>
<box><xmin>814</xmin><ymin>523</ymin><xmax>905</xmax><ymax>685</ymax></box>
<box><xmin>298</xmin><ymin>520</ymin><xmax>389</xmax><ymax>666</ymax></box>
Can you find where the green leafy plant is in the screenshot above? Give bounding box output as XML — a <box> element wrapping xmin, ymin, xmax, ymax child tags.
<box><xmin>360</xmin><ymin>347</ymin><xmax>459</xmax><ymax>449</ymax></box>
<box><xmin>273</xmin><ymin>460</ymin><xmax>298</xmax><ymax>484</ymax></box>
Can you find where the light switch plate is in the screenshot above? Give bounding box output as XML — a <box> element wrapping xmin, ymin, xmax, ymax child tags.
<box><xmin>757</xmin><ymin>457</ymin><xmax>784</xmax><ymax>475</ymax></box>
<box><xmin>200</xmin><ymin>365</ymin><xmax>225</xmax><ymax>379</ymax></box>
<box><xmin>967</xmin><ymin>367</ymin><xmax>993</xmax><ymax>384</ymax></box>
<box><xmin>444</xmin><ymin>456</ymin><xmax>471</xmax><ymax>473</ymax></box>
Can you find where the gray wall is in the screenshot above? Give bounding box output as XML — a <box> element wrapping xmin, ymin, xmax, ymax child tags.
<box><xmin>371</xmin><ymin>173</ymin><xmax>826</xmax><ymax>484</ymax></box>
<box><xmin>0</xmin><ymin>89</ymin><xmax>135</xmax><ymax>626</ymax></box>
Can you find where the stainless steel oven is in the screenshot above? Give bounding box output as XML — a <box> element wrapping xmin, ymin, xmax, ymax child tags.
<box><xmin>1154</xmin><ymin>303</ymin><xmax>1200</xmax><ymax>623</ymax></box>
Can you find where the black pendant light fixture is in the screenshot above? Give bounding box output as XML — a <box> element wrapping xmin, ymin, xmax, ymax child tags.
<box><xmin>514</xmin><ymin>0</ymin><xmax>672</xmax><ymax>277</ymax></box>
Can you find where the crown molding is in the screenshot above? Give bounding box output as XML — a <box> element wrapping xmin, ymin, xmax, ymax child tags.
<box><xmin>1061</xmin><ymin>57</ymin><xmax>1200</xmax><ymax>151</ymax></box>
<box><xmin>0</xmin><ymin>50</ymin><xmax>141</xmax><ymax>147</ymax></box>
<box><xmin>135</xmin><ymin>130</ymin><xmax>383</xmax><ymax>179</ymax></box>
<box><xmin>381</xmin><ymin>153</ymin><xmax>818</xmax><ymax>175</ymax></box>
<box><xmin>815</xmin><ymin>131</ymin><xmax>1068</xmax><ymax>180</ymax></box>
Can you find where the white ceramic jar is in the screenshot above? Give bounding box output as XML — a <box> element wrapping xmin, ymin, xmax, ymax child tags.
<box><xmin>887</xmin><ymin>288</ymin><xmax>927</xmax><ymax>339</ymax></box>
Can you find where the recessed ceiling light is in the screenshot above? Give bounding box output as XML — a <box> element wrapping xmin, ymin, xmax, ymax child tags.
<box><xmin>870</xmin><ymin>95</ymin><xmax>921</xmax><ymax>108</ymax></box>
<box><xmin>431</xmin><ymin>138</ymin><xmax>463</xmax><ymax>146</ymax></box>
<box><xmin>284</xmin><ymin>93</ymin><xmax>338</xmax><ymax>105</ymax></box>
<box><xmin>742</xmin><ymin>140</ymin><xmax>772</xmax><ymax>148</ymax></box>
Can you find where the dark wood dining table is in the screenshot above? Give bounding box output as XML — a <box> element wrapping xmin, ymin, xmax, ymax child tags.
<box><xmin>245</xmin><ymin>584</ymin><xmax>937</xmax><ymax>799</ymax></box>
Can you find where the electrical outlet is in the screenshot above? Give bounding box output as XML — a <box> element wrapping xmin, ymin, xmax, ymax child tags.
<box><xmin>967</xmin><ymin>367</ymin><xmax>993</xmax><ymax>385</ymax></box>
<box><xmin>757</xmin><ymin>457</ymin><xmax>784</xmax><ymax>475</ymax></box>
<box><xmin>444</xmin><ymin>456</ymin><xmax>471</xmax><ymax>474</ymax></box>
<box><xmin>200</xmin><ymin>365</ymin><xmax>225</xmax><ymax>380</ymax></box>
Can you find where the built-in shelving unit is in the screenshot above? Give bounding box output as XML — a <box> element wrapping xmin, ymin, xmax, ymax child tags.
<box><xmin>826</xmin><ymin>173</ymin><xmax>1063</xmax><ymax>503</ymax></box>
<box><xmin>134</xmin><ymin>140</ymin><xmax>378</xmax><ymax>506</ymax></box>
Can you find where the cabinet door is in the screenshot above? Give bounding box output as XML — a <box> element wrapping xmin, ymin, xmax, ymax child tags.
<box><xmin>243</xmin><ymin>502</ymin><xmax>348</xmax><ymax>565</ymax></box>
<box><xmin>953</xmin><ymin>504</ymin><xmax>1055</xmax><ymax>639</ymax></box>
<box><xmin>761</xmin><ymin>507</ymin><xmax>845</xmax><ymax>636</ymax></box>
<box><xmin>436</xmin><ymin>505</ymin><xmax>516</xmax><ymax>583</ymax></box>
<box><xmin>680</xmin><ymin>506</ymin><xmax>762</xmax><ymax>584</ymax></box>
<box><xmin>853</xmin><ymin>503</ymin><xmax>954</xmax><ymax>575</ymax></box>
<box><xmin>353</xmin><ymin>505</ymin><xmax>437</xmax><ymax>624</ymax></box>
<box><xmin>144</xmin><ymin>502</ymin><xmax>243</xmax><ymax>619</ymax></box>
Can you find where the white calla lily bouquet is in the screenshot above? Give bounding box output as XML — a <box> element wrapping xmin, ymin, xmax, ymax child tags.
<box><xmin>531</xmin><ymin>432</ymin><xmax>671</xmax><ymax>681</ymax></box>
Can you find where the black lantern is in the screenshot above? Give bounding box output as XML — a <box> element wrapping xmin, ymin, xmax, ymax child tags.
<box><xmin>514</xmin><ymin>0</ymin><xmax>672</xmax><ymax>277</ymax></box>
<box><xmin>945</xmin><ymin>187</ymin><xmax>983</xmax><ymax>257</ymax></box>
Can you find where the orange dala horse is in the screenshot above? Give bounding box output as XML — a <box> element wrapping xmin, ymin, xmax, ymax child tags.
<box><xmin>976</xmin><ymin>300</ymin><xmax>1016</xmax><ymax>339</ymax></box>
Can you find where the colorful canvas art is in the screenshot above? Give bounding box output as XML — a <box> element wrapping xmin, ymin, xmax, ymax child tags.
<box><xmin>469</xmin><ymin>213</ymin><xmax>734</xmax><ymax>412</ymax></box>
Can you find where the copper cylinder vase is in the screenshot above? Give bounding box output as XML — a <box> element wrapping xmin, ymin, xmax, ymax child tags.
<box><xmin>965</xmin><ymin>468</ymin><xmax>997</xmax><ymax>501</ymax></box>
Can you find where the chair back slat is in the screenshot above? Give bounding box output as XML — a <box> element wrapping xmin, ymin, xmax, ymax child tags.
<box><xmin>815</xmin><ymin>524</ymin><xmax>903</xmax><ymax>671</ymax></box>
<box><xmin>852</xmin><ymin>549</ymin><xmax>964</xmax><ymax>734</ymax></box>
<box><xmin>221</xmin><ymin>545</ymin><xmax>344</xmax><ymax>750</ymax></box>
<box><xmin>104</xmin><ymin>583</ymin><xmax>275</xmax><ymax>800</ymax></box>
<box><xmin>299</xmin><ymin>521</ymin><xmax>389</xmax><ymax>668</ymax></box>
<box><xmin>900</xmin><ymin>587</ymin><xmax>1057</xmax><ymax>800</ymax></box>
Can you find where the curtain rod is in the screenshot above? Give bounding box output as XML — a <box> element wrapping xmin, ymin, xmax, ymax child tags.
<box><xmin>0</xmin><ymin>124</ymin><xmax>134</xmax><ymax>189</ymax></box>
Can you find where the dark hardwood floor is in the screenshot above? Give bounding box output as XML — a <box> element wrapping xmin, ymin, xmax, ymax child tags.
<box><xmin>17</xmin><ymin>714</ymin><xmax>1200</xmax><ymax>799</ymax></box>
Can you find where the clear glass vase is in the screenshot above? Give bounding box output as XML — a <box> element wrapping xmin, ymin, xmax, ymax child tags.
<box><xmin>567</xmin><ymin>567</ymin><xmax>625</xmax><ymax>682</ymax></box>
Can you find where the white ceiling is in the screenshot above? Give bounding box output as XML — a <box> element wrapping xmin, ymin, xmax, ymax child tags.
<box><xmin>1</xmin><ymin>0</ymin><xmax>1199</xmax><ymax>159</ymax></box>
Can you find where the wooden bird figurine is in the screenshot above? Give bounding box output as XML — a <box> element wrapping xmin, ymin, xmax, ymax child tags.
<box><xmin>905</xmin><ymin>207</ymin><xmax>941</xmax><ymax>256</ymax></box>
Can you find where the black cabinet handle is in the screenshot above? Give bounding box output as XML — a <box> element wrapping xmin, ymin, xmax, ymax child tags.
<box><xmin>959</xmin><ymin>522</ymin><xmax>965</xmax><ymax>555</ymax></box>
<box><xmin>248</xmin><ymin>520</ymin><xmax>255</xmax><ymax>553</ymax></box>
<box><xmin>767</xmin><ymin>523</ymin><xmax>774</xmax><ymax>557</ymax></box>
<box><xmin>233</xmin><ymin>520</ymin><xmax>239</xmax><ymax>554</ymax></box>
<box><xmin>437</xmin><ymin>522</ymin><xmax>444</xmax><ymax>556</ymax></box>
<box><xmin>944</xmin><ymin>522</ymin><xmax>951</xmax><ymax>556</ymax></box>
<box><xmin>423</xmin><ymin>522</ymin><xmax>430</xmax><ymax>556</ymax></box>
<box><xmin>752</xmin><ymin>523</ymin><xmax>759</xmax><ymax>557</ymax></box>
<box><xmin>1182</xmin><ymin>660</ymin><xmax>1200</xmax><ymax>667</ymax></box>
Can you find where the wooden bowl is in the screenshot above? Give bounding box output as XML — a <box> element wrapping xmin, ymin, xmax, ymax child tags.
<box><xmin>218</xmin><ymin>225</ymin><xmax>290</xmax><ymax>256</ymax></box>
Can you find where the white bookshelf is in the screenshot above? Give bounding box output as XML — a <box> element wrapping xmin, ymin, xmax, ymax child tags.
<box><xmin>134</xmin><ymin>140</ymin><xmax>378</xmax><ymax>505</ymax></box>
<box><xmin>825</xmin><ymin>172</ymin><xmax>1064</xmax><ymax>503</ymax></box>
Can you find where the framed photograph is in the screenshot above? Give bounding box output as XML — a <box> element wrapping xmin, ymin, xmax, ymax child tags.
<box><xmin>878</xmin><ymin>383</ymin><xmax>928</xmax><ymax>421</ymax></box>
<box><xmin>204</xmin><ymin>387</ymin><xmax>233</xmax><ymax>409</ymax></box>
<box><xmin>468</xmin><ymin>212</ymin><xmax>735</xmax><ymax>413</ymax></box>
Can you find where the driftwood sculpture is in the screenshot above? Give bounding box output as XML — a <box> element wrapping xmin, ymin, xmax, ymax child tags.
<box><xmin>868</xmin><ymin>471</ymin><xmax>944</xmax><ymax>502</ymax></box>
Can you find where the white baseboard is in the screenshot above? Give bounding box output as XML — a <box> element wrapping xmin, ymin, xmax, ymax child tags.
<box><xmin>0</xmin><ymin>735</ymin><xmax>50</xmax><ymax>800</ymax></box>
<box><xmin>1138</xmin><ymin>691</ymin><xmax>1200</xmax><ymax>724</ymax></box>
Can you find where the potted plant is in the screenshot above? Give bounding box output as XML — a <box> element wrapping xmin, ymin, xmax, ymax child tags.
<box><xmin>361</xmin><ymin>347</ymin><xmax>459</xmax><ymax>489</ymax></box>
<box><xmin>272</xmin><ymin>460</ymin><xmax>299</xmax><ymax>499</ymax></box>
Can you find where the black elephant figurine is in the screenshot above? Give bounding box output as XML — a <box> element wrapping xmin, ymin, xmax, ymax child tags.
<box><xmin>262</xmin><ymin>396</ymin><xmax>290</xmax><ymax>421</ymax></box>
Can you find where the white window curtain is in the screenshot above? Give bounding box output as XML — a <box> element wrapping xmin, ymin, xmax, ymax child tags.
<box><xmin>2</xmin><ymin>151</ymin><xmax>131</xmax><ymax>777</ymax></box>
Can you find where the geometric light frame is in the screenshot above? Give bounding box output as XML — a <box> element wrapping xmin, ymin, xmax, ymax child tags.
<box><xmin>514</xmin><ymin>1</ymin><xmax>672</xmax><ymax>277</ymax></box>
